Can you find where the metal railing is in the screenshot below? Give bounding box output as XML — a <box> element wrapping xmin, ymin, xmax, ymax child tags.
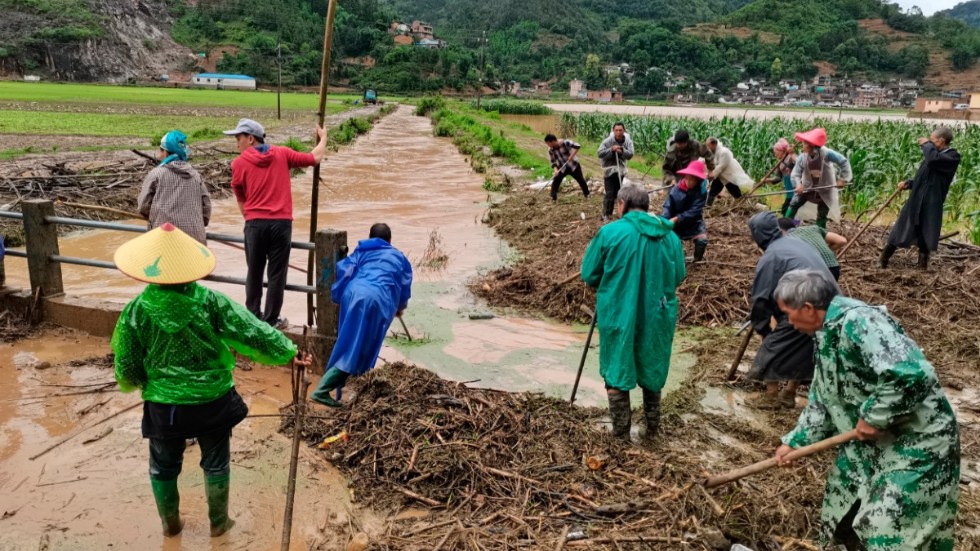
<box><xmin>0</xmin><ymin>210</ymin><xmax>315</xmax><ymax>294</ymax></box>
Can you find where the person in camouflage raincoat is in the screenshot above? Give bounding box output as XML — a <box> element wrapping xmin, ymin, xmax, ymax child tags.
<box><xmin>772</xmin><ymin>269</ymin><xmax>959</xmax><ymax>551</ymax></box>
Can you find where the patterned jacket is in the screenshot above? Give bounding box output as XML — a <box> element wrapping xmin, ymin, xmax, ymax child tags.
<box><xmin>138</xmin><ymin>161</ymin><xmax>211</xmax><ymax>244</ymax></box>
<box><xmin>782</xmin><ymin>296</ymin><xmax>959</xmax><ymax>550</ymax></box>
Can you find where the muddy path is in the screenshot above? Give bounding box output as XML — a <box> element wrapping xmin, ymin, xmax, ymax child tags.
<box><xmin>0</xmin><ymin>328</ymin><xmax>385</xmax><ymax>550</ymax></box>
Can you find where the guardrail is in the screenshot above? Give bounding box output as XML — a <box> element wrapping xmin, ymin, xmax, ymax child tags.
<box><xmin>0</xmin><ymin>200</ymin><xmax>348</xmax><ymax>343</ymax></box>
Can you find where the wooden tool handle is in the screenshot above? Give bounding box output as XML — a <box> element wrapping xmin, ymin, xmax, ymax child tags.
<box><xmin>703</xmin><ymin>429</ymin><xmax>859</xmax><ymax>488</ymax></box>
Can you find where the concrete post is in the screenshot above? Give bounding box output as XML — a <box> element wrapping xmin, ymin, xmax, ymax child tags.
<box><xmin>313</xmin><ymin>228</ymin><xmax>348</xmax><ymax>369</ymax></box>
<box><xmin>22</xmin><ymin>200</ymin><xmax>63</xmax><ymax>297</ymax></box>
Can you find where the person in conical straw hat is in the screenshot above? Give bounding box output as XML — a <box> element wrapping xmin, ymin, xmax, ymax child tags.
<box><xmin>110</xmin><ymin>223</ymin><xmax>310</xmax><ymax>538</ymax></box>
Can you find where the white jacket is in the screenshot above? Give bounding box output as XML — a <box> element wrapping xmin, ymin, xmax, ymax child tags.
<box><xmin>709</xmin><ymin>142</ymin><xmax>754</xmax><ymax>191</ymax></box>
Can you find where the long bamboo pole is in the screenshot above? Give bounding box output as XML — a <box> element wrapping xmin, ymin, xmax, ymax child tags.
<box><xmin>308</xmin><ymin>0</ymin><xmax>339</xmax><ymax>327</ymax></box>
<box><xmin>837</xmin><ymin>186</ymin><xmax>904</xmax><ymax>260</ymax></box>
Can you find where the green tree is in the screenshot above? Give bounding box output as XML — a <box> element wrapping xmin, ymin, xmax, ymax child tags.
<box><xmin>583</xmin><ymin>53</ymin><xmax>604</xmax><ymax>90</ymax></box>
<box><xmin>769</xmin><ymin>57</ymin><xmax>783</xmax><ymax>82</ymax></box>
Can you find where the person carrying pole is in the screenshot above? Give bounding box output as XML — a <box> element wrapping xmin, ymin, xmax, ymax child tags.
<box><xmin>661</xmin><ymin>159</ymin><xmax>710</xmax><ymax>263</ymax></box>
<box><xmin>597</xmin><ymin>121</ymin><xmax>634</xmax><ymax>221</ymax></box>
<box><xmin>704</xmin><ymin>137</ymin><xmax>753</xmax><ymax>207</ymax></box>
<box><xmin>881</xmin><ymin>127</ymin><xmax>961</xmax><ymax>270</ymax></box>
<box><xmin>138</xmin><ymin>130</ymin><xmax>212</xmax><ymax>244</ymax></box>
<box><xmin>544</xmin><ymin>134</ymin><xmax>590</xmax><ymax>202</ymax></box>
<box><xmin>310</xmin><ymin>223</ymin><xmax>413</xmax><ymax>407</ymax></box>
<box><xmin>110</xmin><ymin>224</ymin><xmax>310</xmax><ymax>538</ymax></box>
<box><xmin>580</xmin><ymin>185</ymin><xmax>686</xmax><ymax>442</ymax></box>
<box><xmin>786</xmin><ymin>127</ymin><xmax>851</xmax><ymax>229</ymax></box>
<box><xmin>772</xmin><ymin>269</ymin><xmax>959</xmax><ymax>551</ymax></box>
<box><xmin>225</xmin><ymin>118</ymin><xmax>328</xmax><ymax>329</ymax></box>
<box><xmin>745</xmin><ymin>211</ymin><xmax>837</xmax><ymax>410</ymax></box>
<box><xmin>767</xmin><ymin>138</ymin><xmax>797</xmax><ymax>216</ymax></box>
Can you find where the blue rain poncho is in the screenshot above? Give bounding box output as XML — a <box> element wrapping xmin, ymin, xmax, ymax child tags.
<box><xmin>328</xmin><ymin>238</ymin><xmax>413</xmax><ymax>376</ymax></box>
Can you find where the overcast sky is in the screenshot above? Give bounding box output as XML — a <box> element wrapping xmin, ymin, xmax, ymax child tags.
<box><xmin>892</xmin><ymin>0</ymin><xmax>962</xmax><ymax>15</ymax></box>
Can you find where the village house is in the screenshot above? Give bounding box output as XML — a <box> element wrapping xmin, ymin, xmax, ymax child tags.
<box><xmin>914</xmin><ymin>98</ymin><xmax>954</xmax><ymax>113</ymax></box>
<box><xmin>568</xmin><ymin>79</ymin><xmax>587</xmax><ymax>99</ymax></box>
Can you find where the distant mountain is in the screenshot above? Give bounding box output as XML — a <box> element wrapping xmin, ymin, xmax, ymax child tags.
<box><xmin>944</xmin><ymin>0</ymin><xmax>980</xmax><ymax>28</ymax></box>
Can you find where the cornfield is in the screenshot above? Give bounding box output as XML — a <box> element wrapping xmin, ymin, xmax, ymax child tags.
<box><xmin>474</xmin><ymin>99</ymin><xmax>553</xmax><ymax>115</ymax></box>
<box><xmin>565</xmin><ymin>113</ymin><xmax>980</xmax><ymax>241</ymax></box>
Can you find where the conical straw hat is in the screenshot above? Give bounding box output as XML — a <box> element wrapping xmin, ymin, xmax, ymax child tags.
<box><xmin>114</xmin><ymin>223</ymin><xmax>216</xmax><ymax>284</ymax></box>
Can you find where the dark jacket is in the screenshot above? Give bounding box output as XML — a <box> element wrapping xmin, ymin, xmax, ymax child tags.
<box><xmin>662</xmin><ymin>139</ymin><xmax>713</xmax><ymax>181</ymax></box>
<box><xmin>887</xmin><ymin>142</ymin><xmax>961</xmax><ymax>252</ymax></box>
<box><xmin>661</xmin><ymin>180</ymin><xmax>708</xmax><ymax>240</ymax></box>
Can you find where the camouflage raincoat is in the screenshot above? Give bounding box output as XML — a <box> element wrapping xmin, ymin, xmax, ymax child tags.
<box><xmin>782</xmin><ymin>296</ymin><xmax>959</xmax><ymax>550</ymax></box>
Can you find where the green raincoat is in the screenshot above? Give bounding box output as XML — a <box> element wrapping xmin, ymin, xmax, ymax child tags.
<box><xmin>580</xmin><ymin>211</ymin><xmax>686</xmax><ymax>392</ymax></box>
<box><xmin>782</xmin><ymin>296</ymin><xmax>959</xmax><ymax>550</ymax></box>
<box><xmin>112</xmin><ymin>283</ymin><xmax>297</xmax><ymax>405</ymax></box>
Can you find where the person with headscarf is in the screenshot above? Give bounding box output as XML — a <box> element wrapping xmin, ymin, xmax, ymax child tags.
<box><xmin>787</xmin><ymin>128</ymin><xmax>851</xmax><ymax>229</ymax></box>
<box><xmin>746</xmin><ymin>211</ymin><xmax>838</xmax><ymax>410</ymax></box>
<box><xmin>138</xmin><ymin>130</ymin><xmax>212</xmax><ymax>244</ymax></box>
<box><xmin>597</xmin><ymin>122</ymin><xmax>635</xmax><ymax>221</ymax></box>
<box><xmin>881</xmin><ymin>127</ymin><xmax>961</xmax><ymax>270</ymax></box>
<box><xmin>767</xmin><ymin>138</ymin><xmax>798</xmax><ymax>216</ymax></box>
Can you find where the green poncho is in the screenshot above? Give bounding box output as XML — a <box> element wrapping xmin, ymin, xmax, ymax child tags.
<box><xmin>783</xmin><ymin>296</ymin><xmax>959</xmax><ymax>550</ymax></box>
<box><xmin>112</xmin><ymin>283</ymin><xmax>297</xmax><ymax>405</ymax></box>
<box><xmin>580</xmin><ymin>211</ymin><xmax>686</xmax><ymax>391</ymax></box>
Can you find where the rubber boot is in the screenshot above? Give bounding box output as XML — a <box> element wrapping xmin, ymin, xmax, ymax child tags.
<box><xmin>149</xmin><ymin>477</ymin><xmax>184</xmax><ymax>537</ymax></box>
<box><xmin>693</xmin><ymin>240</ymin><xmax>708</xmax><ymax>263</ymax></box>
<box><xmin>641</xmin><ymin>389</ymin><xmax>661</xmax><ymax>442</ymax></box>
<box><xmin>880</xmin><ymin>244</ymin><xmax>896</xmax><ymax>268</ymax></box>
<box><xmin>705</xmin><ymin>193</ymin><xmax>717</xmax><ymax>208</ymax></box>
<box><xmin>607</xmin><ymin>389</ymin><xmax>632</xmax><ymax>442</ymax></box>
<box><xmin>310</xmin><ymin>367</ymin><xmax>349</xmax><ymax>407</ymax></box>
<box><xmin>918</xmin><ymin>250</ymin><xmax>929</xmax><ymax>270</ymax></box>
<box><xmin>206</xmin><ymin>474</ymin><xmax>235</xmax><ymax>537</ymax></box>
<box><xmin>816</xmin><ymin>215</ymin><xmax>828</xmax><ymax>229</ymax></box>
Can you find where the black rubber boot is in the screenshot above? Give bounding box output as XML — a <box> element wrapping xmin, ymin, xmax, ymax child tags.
<box><xmin>606</xmin><ymin>389</ymin><xmax>632</xmax><ymax>442</ymax></box>
<box><xmin>705</xmin><ymin>193</ymin><xmax>717</xmax><ymax>207</ymax></box>
<box><xmin>641</xmin><ymin>388</ymin><xmax>661</xmax><ymax>442</ymax></box>
<box><xmin>880</xmin><ymin>244</ymin><xmax>897</xmax><ymax>268</ymax></box>
<box><xmin>693</xmin><ymin>239</ymin><xmax>708</xmax><ymax>263</ymax></box>
<box><xmin>918</xmin><ymin>250</ymin><xmax>929</xmax><ymax>270</ymax></box>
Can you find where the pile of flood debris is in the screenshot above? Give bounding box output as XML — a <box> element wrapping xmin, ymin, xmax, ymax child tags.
<box><xmin>283</xmin><ymin>361</ymin><xmax>831</xmax><ymax>550</ymax></box>
<box><xmin>474</xmin><ymin>193</ymin><xmax>980</xmax><ymax>388</ymax></box>
<box><xmin>0</xmin><ymin>151</ymin><xmax>233</xmax><ymax>246</ymax></box>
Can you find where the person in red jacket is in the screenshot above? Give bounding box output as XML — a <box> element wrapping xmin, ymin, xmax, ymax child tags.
<box><xmin>225</xmin><ymin>118</ymin><xmax>327</xmax><ymax>328</ymax></box>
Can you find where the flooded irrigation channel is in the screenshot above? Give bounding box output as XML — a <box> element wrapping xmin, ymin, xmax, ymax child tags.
<box><xmin>1</xmin><ymin>105</ymin><xmax>701</xmax><ymax>548</ymax></box>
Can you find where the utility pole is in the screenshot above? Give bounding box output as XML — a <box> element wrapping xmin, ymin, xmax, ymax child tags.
<box><xmin>276</xmin><ymin>41</ymin><xmax>282</xmax><ymax>120</ymax></box>
<box><xmin>477</xmin><ymin>30</ymin><xmax>486</xmax><ymax>108</ymax></box>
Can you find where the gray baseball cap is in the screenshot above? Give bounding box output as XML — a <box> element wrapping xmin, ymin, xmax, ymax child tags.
<box><xmin>223</xmin><ymin>118</ymin><xmax>265</xmax><ymax>139</ymax></box>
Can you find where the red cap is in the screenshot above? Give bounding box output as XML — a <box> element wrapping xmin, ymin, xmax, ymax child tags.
<box><xmin>795</xmin><ymin>127</ymin><xmax>827</xmax><ymax>148</ymax></box>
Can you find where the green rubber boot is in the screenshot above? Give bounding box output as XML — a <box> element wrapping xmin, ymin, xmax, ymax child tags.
<box><xmin>310</xmin><ymin>367</ymin><xmax>349</xmax><ymax>407</ymax></box>
<box><xmin>205</xmin><ymin>474</ymin><xmax>235</xmax><ymax>537</ymax></box>
<box><xmin>149</xmin><ymin>477</ymin><xmax>184</xmax><ymax>537</ymax></box>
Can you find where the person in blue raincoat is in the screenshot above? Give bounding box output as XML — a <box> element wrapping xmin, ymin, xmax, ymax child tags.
<box><xmin>311</xmin><ymin>223</ymin><xmax>413</xmax><ymax>407</ymax></box>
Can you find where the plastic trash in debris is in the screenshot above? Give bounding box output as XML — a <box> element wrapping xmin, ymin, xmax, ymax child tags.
<box><xmin>566</xmin><ymin>529</ymin><xmax>588</xmax><ymax>542</ymax></box>
<box><xmin>731</xmin><ymin>544</ymin><xmax>754</xmax><ymax>551</ymax></box>
<box><xmin>585</xmin><ymin>455</ymin><xmax>608</xmax><ymax>471</ymax></box>
<box><xmin>316</xmin><ymin>431</ymin><xmax>349</xmax><ymax>449</ymax></box>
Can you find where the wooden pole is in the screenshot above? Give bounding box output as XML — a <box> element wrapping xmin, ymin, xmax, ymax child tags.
<box><xmin>725</xmin><ymin>328</ymin><xmax>753</xmax><ymax>381</ymax></box>
<box><xmin>308</xmin><ymin>0</ymin><xmax>339</xmax><ymax>327</ymax></box>
<box><xmin>703</xmin><ymin>429</ymin><xmax>859</xmax><ymax>488</ymax></box>
<box><xmin>569</xmin><ymin>305</ymin><xmax>597</xmax><ymax>405</ymax></box>
<box><xmin>837</xmin><ymin>186</ymin><xmax>904</xmax><ymax>260</ymax></box>
<box><xmin>715</xmin><ymin>157</ymin><xmax>784</xmax><ymax>217</ymax></box>
<box><xmin>281</xmin><ymin>352</ymin><xmax>311</xmax><ymax>551</ymax></box>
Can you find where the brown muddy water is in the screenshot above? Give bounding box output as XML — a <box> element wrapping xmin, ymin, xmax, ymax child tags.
<box><xmin>1</xmin><ymin>106</ymin><xmax>698</xmax><ymax>547</ymax></box>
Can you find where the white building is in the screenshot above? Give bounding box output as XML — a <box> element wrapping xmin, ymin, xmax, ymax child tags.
<box><xmin>191</xmin><ymin>73</ymin><xmax>256</xmax><ymax>90</ymax></box>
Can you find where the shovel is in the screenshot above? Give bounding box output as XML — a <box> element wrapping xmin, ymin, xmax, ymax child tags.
<box><xmin>569</xmin><ymin>304</ymin><xmax>597</xmax><ymax>405</ymax></box>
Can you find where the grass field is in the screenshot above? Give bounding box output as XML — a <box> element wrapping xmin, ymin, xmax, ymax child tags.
<box><xmin>0</xmin><ymin>110</ymin><xmax>241</xmax><ymax>138</ymax></box>
<box><xmin>0</xmin><ymin>81</ymin><xmax>359</xmax><ymax>110</ymax></box>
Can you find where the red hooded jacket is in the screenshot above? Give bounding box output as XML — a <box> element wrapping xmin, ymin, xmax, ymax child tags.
<box><xmin>230</xmin><ymin>145</ymin><xmax>317</xmax><ymax>221</ymax></box>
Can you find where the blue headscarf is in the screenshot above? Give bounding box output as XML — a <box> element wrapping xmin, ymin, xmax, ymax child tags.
<box><xmin>159</xmin><ymin>130</ymin><xmax>189</xmax><ymax>166</ymax></box>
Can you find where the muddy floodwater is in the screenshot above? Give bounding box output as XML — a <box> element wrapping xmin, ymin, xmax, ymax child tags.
<box><xmin>1</xmin><ymin>104</ymin><xmax>700</xmax><ymax>549</ymax></box>
<box><xmin>3</xmin><ymin>105</ymin><xmax>695</xmax><ymax>408</ymax></box>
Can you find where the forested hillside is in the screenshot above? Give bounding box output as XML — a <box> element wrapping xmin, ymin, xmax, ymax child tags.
<box><xmin>945</xmin><ymin>0</ymin><xmax>980</xmax><ymax>28</ymax></box>
<box><xmin>5</xmin><ymin>0</ymin><xmax>980</xmax><ymax>94</ymax></box>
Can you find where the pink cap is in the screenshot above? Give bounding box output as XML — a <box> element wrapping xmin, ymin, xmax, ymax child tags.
<box><xmin>795</xmin><ymin>127</ymin><xmax>827</xmax><ymax>148</ymax></box>
<box><xmin>676</xmin><ymin>159</ymin><xmax>707</xmax><ymax>181</ymax></box>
